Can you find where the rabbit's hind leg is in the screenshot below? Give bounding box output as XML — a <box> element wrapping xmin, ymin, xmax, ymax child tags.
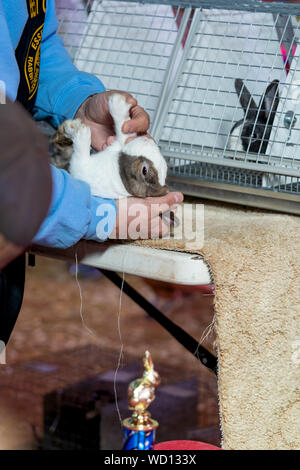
<box><xmin>108</xmin><ymin>93</ymin><xmax>136</xmax><ymax>146</ymax></box>
<box><xmin>62</xmin><ymin>119</ymin><xmax>92</xmax><ymax>160</ymax></box>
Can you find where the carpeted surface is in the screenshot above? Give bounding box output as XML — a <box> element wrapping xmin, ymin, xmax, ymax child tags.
<box><xmin>136</xmin><ymin>200</ymin><xmax>300</xmax><ymax>450</ymax></box>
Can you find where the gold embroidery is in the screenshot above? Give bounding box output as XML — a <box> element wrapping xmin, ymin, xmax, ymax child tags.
<box><xmin>24</xmin><ymin>24</ymin><xmax>44</xmax><ymax>100</ymax></box>
<box><xmin>29</xmin><ymin>0</ymin><xmax>38</xmax><ymax>18</ymax></box>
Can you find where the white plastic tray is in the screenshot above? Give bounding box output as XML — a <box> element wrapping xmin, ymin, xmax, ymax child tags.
<box><xmin>31</xmin><ymin>242</ymin><xmax>211</xmax><ymax>286</ymax></box>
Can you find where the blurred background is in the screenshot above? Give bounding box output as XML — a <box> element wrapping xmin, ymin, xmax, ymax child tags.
<box><xmin>0</xmin><ymin>255</ymin><xmax>219</xmax><ymax>450</ymax></box>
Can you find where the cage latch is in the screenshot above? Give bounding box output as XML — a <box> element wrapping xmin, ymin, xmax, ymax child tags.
<box><xmin>283</xmin><ymin>110</ymin><xmax>297</xmax><ymax>145</ymax></box>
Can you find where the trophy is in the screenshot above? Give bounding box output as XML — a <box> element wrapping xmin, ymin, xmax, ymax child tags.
<box><xmin>122</xmin><ymin>351</ymin><xmax>160</xmax><ymax>450</ymax></box>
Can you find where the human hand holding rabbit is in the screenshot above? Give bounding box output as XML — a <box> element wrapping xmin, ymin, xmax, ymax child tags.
<box><xmin>75</xmin><ymin>90</ymin><xmax>151</xmax><ymax>151</ymax></box>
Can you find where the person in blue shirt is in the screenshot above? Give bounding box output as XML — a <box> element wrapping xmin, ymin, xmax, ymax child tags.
<box><xmin>0</xmin><ymin>0</ymin><xmax>182</xmax><ymax>249</ymax></box>
<box><xmin>0</xmin><ymin>0</ymin><xmax>183</xmax><ymax>345</ymax></box>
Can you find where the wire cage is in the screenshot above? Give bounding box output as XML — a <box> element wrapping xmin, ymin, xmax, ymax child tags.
<box><xmin>56</xmin><ymin>0</ymin><xmax>300</xmax><ymax>214</ymax></box>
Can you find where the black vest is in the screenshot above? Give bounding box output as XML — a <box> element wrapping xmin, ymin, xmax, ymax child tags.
<box><xmin>15</xmin><ymin>0</ymin><xmax>47</xmax><ymax>112</ymax></box>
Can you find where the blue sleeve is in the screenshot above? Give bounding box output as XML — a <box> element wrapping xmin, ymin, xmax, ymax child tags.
<box><xmin>33</xmin><ymin>166</ymin><xmax>117</xmax><ymax>248</ymax></box>
<box><xmin>0</xmin><ymin>2</ymin><xmax>20</xmax><ymax>101</ymax></box>
<box><xmin>33</xmin><ymin>0</ymin><xmax>105</xmax><ymax>127</ymax></box>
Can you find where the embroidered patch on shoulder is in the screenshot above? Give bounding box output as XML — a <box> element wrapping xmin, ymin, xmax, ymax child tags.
<box><xmin>24</xmin><ymin>23</ymin><xmax>44</xmax><ymax>100</ymax></box>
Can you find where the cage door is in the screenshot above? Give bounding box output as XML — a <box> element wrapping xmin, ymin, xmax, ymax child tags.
<box><xmin>268</xmin><ymin>45</ymin><xmax>300</xmax><ymax>168</ymax></box>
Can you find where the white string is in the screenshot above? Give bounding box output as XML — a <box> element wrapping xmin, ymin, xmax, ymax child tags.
<box><xmin>74</xmin><ymin>250</ymin><xmax>126</xmax><ymax>430</ymax></box>
<box><xmin>74</xmin><ymin>251</ymin><xmax>96</xmax><ymax>337</ymax></box>
<box><xmin>113</xmin><ymin>270</ymin><xmax>126</xmax><ymax>429</ymax></box>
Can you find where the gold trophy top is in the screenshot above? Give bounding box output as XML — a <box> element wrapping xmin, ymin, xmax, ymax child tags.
<box><xmin>123</xmin><ymin>351</ymin><xmax>160</xmax><ymax>431</ymax></box>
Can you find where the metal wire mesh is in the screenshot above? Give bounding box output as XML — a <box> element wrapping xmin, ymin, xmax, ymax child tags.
<box><xmin>158</xmin><ymin>9</ymin><xmax>300</xmax><ymax>170</ymax></box>
<box><xmin>57</xmin><ymin>0</ymin><xmax>190</xmax><ymax>122</ymax></box>
<box><xmin>56</xmin><ymin>0</ymin><xmax>300</xmax><ymax>211</ymax></box>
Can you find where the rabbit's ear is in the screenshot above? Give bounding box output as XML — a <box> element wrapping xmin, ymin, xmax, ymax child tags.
<box><xmin>235</xmin><ymin>78</ymin><xmax>257</xmax><ymax>118</ymax></box>
<box><xmin>259</xmin><ymin>80</ymin><xmax>280</xmax><ymax>125</ymax></box>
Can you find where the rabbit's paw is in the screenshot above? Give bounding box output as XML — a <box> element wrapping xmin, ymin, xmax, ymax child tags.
<box><xmin>72</xmin><ymin>122</ymin><xmax>91</xmax><ymax>154</ymax></box>
<box><xmin>109</xmin><ymin>93</ymin><xmax>131</xmax><ymax>123</ymax></box>
<box><xmin>61</xmin><ymin>119</ymin><xmax>85</xmax><ymax>140</ymax></box>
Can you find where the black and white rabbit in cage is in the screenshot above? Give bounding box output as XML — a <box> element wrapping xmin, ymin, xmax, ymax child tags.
<box><xmin>229</xmin><ymin>78</ymin><xmax>280</xmax><ymax>154</ymax></box>
<box><xmin>228</xmin><ymin>78</ymin><xmax>280</xmax><ymax>188</ymax></box>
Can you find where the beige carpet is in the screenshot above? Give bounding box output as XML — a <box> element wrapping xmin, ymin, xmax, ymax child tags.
<box><xmin>136</xmin><ymin>201</ymin><xmax>300</xmax><ymax>450</ymax></box>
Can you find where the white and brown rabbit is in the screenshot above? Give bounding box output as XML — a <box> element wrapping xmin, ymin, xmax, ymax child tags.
<box><xmin>229</xmin><ymin>78</ymin><xmax>280</xmax><ymax>154</ymax></box>
<box><xmin>51</xmin><ymin>93</ymin><xmax>168</xmax><ymax>199</ymax></box>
